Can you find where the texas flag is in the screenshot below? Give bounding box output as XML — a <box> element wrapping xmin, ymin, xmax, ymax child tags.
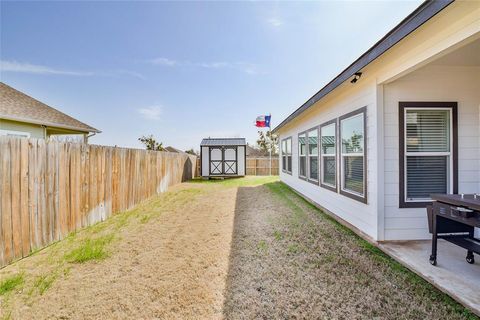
<box><xmin>255</xmin><ymin>115</ymin><xmax>271</xmax><ymax>128</ymax></box>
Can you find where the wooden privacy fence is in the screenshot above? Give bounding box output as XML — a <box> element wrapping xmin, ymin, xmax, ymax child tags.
<box><xmin>194</xmin><ymin>156</ymin><xmax>279</xmax><ymax>176</ymax></box>
<box><xmin>0</xmin><ymin>137</ymin><xmax>197</xmax><ymax>267</ymax></box>
<box><xmin>246</xmin><ymin>157</ymin><xmax>279</xmax><ymax>176</ymax></box>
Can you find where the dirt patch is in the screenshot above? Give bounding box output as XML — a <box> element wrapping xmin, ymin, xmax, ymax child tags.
<box><xmin>0</xmin><ymin>181</ymin><xmax>241</xmax><ymax>320</ymax></box>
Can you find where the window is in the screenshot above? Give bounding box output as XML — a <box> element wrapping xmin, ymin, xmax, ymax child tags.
<box><xmin>399</xmin><ymin>102</ymin><xmax>457</xmax><ymax>208</ymax></box>
<box><xmin>320</xmin><ymin>120</ymin><xmax>336</xmax><ymax>191</ymax></box>
<box><xmin>0</xmin><ymin>129</ymin><xmax>30</xmax><ymax>138</ymax></box>
<box><xmin>339</xmin><ymin>107</ymin><xmax>367</xmax><ymax>203</ymax></box>
<box><xmin>307</xmin><ymin>128</ymin><xmax>318</xmax><ymax>182</ymax></box>
<box><xmin>281</xmin><ymin>137</ymin><xmax>292</xmax><ymax>174</ymax></box>
<box><xmin>298</xmin><ymin>133</ymin><xmax>307</xmax><ymax>178</ymax></box>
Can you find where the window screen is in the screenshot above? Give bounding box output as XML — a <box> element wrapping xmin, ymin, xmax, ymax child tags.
<box><xmin>299</xmin><ymin>133</ymin><xmax>307</xmax><ymax>178</ymax></box>
<box><xmin>405</xmin><ymin>109</ymin><xmax>451</xmax><ymax>201</ymax></box>
<box><xmin>340</xmin><ymin>111</ymin><xmax>365</xmax><ymax>198</ymax></box>
<box><xmin>321</xmin><ymin>122</ymin><xmax>336</xmax><ymax>188</ymax></box>
<box><xmin>282</xmin><ymin>137</ymin><xmax>292</xmax><ymax>174</ymax></box>
<box><xmin>307</xmin><ymin>129</ymin><xmax>318</xmax><ymax>181</ymax></box>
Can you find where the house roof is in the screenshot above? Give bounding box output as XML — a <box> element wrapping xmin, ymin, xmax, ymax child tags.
<box><xmin>272</xmin><ymin>0</ymin><xmax>453</xmax><ymax>134</ymax></box>
<box><xmin>0</xmin><ymin>82</ymin><xmax>100</xmax><ymax>133</ymax></box>
<box><xmin>164</xmin><ymin>146</ymin><xmax>184</xmax><ymax>153</ymax></box>
<box><xmin>201</xmin><ymin>138</ymin><xmax>246</xmax><ymax>146</ymax></box>
<box><xmin>246</xmin><ymin>144</ymin><xmax>266</xmax><ymax>156</ymax></box>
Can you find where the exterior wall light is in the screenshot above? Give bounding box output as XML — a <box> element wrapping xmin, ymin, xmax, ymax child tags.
<box><xmin>350</xmin><ymin>72</ymin><xmax>362</xmax><ymax>83</ymax></box>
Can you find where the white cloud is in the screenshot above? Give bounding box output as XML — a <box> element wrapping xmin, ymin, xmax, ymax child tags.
<box><xmin>0</xmin><ymin>60</ymin><xmax>94</xmax><ymax>76</ymax></box>
<box><xmin>138</xmin><ymin>106</ymin><xmax>162</xmax><ymax>121</ymax></box>
<box><xmin>150</xmin><ymin>57</ymin><xmax>178</xmax><ymax>66</ymax></box>
<box><xmin>198</xmin><ymin>62</ymin><xmax>229</xmax><ymax>69</ymax></box>
<box><xmin>0</xmin><ymin>60</ymin><xmax>145</xmax><ymax>79</ymax></box>
<box><xmin>113</xmin><ymin>69</ymin><xmax>146</xmax><ymax>80</ymax></box>
<box><xmin>267</xmin><ymin>17</ymin><xmax>283</xmax><ymax>27</ymax></box>
<box><xmin>148</xmin><ymin>58</ymin><xmax>263</xmax><ymax>75</ymax></box>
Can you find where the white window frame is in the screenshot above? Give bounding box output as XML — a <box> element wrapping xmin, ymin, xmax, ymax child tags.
<box><xmin>306</xmin><ymin>127</ymin><xmax>319</xmax><ymax>183</ymax></box>
<box><xmin>298</xmin><ymin>132</ymin><xmax>307</xmax><ymax>179</ymax></box>
<box><xmin>320</xmin><ymin>120</ymin><xmax>337</xmax><ymax>191</ymax></box>
<box><xmin>0</xmin><ymin>129</ymin><xmax>31</xmax><ymax>138</ymax></box>
<box><xmin>281</xmin><ymin>137</ymin><xmax>292</xmax><ymax>175</ymax></box>
<box><xmin>339</xmin><ymin>107</ymin><xmax>367</xmax><ymax>203</ymax></box>
<box><xmin>403</xmin><ymin>107</ymin><xmax>453</xmax><ymax>203</ymax></box>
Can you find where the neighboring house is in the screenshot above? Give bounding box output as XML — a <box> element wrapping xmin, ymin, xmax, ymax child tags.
<box><xmin>0</xmin><ymin>82</ymin><xmax>100</xmax><ymax>141</ymax></box>
<box><xmin>246</xmin><ymin>144</ymin><xmax>266</xmax><ymax>157</ymax></box>
<box><xmin>165</xmin><ymin>146</ymin><xmax>184</xmax><ymax>153</ymax></box>
<box><xmin>273</xmin><ymin>1</ymin><xmax>480</xmax><ymax>241</ymax></box>
<box><xmin>246</xmin><ymin>144</ymin><xmax>279</xmax><ymax>157</ymax></box>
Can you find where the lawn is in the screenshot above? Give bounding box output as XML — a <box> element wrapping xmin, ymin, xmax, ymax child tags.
<box><xmin>0</xmin><ymin>176</ymin><xmax>476</xmax><ymax>319</ymax></box>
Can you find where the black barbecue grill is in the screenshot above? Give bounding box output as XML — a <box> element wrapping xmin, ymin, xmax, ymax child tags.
<box><xmin>427</xmin><ymin>194</ymin><xmax>480</xmax><ymax>266</ymax></box>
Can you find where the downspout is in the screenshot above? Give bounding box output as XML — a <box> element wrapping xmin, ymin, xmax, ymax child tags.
<box><xmin>85</xmin><ymin>132</ymin><xmax>96</xmax><ymax>144</ymax></box>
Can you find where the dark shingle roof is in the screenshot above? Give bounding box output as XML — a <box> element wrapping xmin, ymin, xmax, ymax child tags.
<box><xmin>201</xmin><ymin>138</ymin><xmax>246</xmax><ymax>146</ymax></box>
<box><xmin>0</xmin><ymin>82</ymin><xmax>100</xmax><ymax>133</ymax></box>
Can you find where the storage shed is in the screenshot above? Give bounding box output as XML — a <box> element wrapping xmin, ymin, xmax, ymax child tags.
<box><xmin>200</xmin><ymin>138</ymin><xmax>246</xmax><ymax>178</ymax></box>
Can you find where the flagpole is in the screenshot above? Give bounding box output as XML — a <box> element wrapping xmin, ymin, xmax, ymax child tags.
<box><xmin>269</xmin><ymin>114</ymin><xmax>272</xmax><ymax>176</ymax></box>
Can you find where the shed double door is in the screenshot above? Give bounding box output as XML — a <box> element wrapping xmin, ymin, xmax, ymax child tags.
<box><xmin>210</xmin><ymin>147</ymin><xmax>237</xmax><ymax>175</ymax></box>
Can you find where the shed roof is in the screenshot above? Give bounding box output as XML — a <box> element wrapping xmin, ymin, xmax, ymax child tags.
<box><xmin>0</xmin><ymin>82</ymin><xmax>100</xmax><ymax>133</ymax></box>
<box><xmin>201</xmin><ymin>138</ymin><xmax>246</xmax><ymax>146</ymax></box>
<box><xmin>272</xmin><ymin>0</ymin><xmax>453</xmax><ymax>133</ymax></box>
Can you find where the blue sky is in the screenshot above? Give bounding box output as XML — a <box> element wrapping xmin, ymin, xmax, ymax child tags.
<box><xmin>1</xmin><ymin>0</ymin><xmax>421</xmax><ymax>150</ymax></box>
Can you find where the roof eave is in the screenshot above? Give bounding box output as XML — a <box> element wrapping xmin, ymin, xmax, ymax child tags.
<box><xmin>0</xmin><ymin>115</ymin><xmax>101</xmax><ymax>134</ymax></box>
<box><xmin>272</xmin><ymin>0</ymin><xmax>454</xmax><ymax>134</ymax></box>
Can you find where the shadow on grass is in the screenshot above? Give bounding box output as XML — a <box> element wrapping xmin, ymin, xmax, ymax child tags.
<box><xmin>222</xmin><ymin>181</ymin><xmax>477</xmax><ymax>319</ymax></box>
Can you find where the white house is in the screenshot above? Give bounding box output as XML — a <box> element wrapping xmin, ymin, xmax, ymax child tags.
<box><xmin>273</xmin><ymin>0</ymin><xmax>480</xmax><ymax>242</ymax></box>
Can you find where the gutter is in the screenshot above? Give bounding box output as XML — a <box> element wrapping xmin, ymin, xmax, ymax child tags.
<box><xmin>272</xmin><ymin>0</ymin><xmax>454</xmax><ymax>134</ymax></box>
<box><xmin>0</xmin><ymin>115</ymin><xmax>101</xmax><ymax>134</ymax></box>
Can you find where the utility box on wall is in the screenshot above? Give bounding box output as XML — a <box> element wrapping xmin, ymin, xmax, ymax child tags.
<box><xmin>200</xmin><ymin>138</ymin><xmax>246</xmax><ymax>178</ymax></box>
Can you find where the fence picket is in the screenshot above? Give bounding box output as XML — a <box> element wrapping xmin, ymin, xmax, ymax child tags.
<box><xmin>1</xmin><ymin>139</ymin><xmax>13</xmax><ymax>264</ymax></box>
<box><xmin>0</xmin><ymin>137</ymin><xmax>197</xmax><ymax>267</ymax></box>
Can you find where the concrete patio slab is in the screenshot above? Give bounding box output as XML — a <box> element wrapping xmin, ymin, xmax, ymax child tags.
<box><xmin>380</xmin><ymin>240</ymin><xmax>480</xmax><ymax>316</ymax></box>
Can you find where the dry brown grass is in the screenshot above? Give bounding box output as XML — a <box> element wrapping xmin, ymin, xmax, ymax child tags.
<box><xmin>222</xmin><ymin>181</ymin><xmax>477</xmax><ymax>320</ymax></box>
<box><xmin>0</xmin><ymin>177</ymin><xmax>475</xmax><ymax>320</ymax></box>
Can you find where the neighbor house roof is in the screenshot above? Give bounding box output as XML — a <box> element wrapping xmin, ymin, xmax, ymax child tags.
<box><xmin>165</xmin><ymin>146</ymin><xmax>184</xmax><ymax>153</ymax></box>
<box><xmin>272</xmin><ymin>0</ymin><xmax>453</xmax><ymax>133</ymax></box>
<box><xmin>201</xmin><ymin>138</ymin><xmax>246</xmax><ymax>146</ymax></box>
<box><xmin>0</xmin><ymin>82</ymin><xmax>100</xmax><ymax>133</ymax></box>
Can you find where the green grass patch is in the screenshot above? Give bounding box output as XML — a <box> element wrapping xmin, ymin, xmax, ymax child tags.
<box><xmin>273</xmin><ymin>230</ymin><xmax>283</xmax><ymax>241</ymax></box>
<box><xmin>265</xmin><ymin>182</ymin><xmax>310</xmax><ymax>229</ymax></box>
<box><xmin>64</xmin><ymin>235</ymin><xmax>114</xmax><ymax>263</ymax></box>
<box><xmin>257</xmin><ymin>240</ymin><xmax>268</xmax><ymax>253</ymax></box>
<box><xmin>191</xmin><ymin>176</ymin><xmax>279</xmax><ymax>188</ymax></box>
<box><xmin>264</xmin><ymin>181</ymin><xmax>478</xmax><ymax>319</ymax></box>
<box><xmin>0</xmin><ymin>273</ymin><xmax>24</xmax><ymax>295</ymax></box>
<box><xmin>32</xmin><ymin>273</ymin><xmax>58</xmax><ymax>295</ymax></box>
<box><xmin>287</xmin><ymin>243</ymin><xmax>300</xmax><ymax>254</ymax></box>
<box><xmin>139</xmin><ymin>215</ymin><xmax>150</xmax><ymax>224</ymax></box>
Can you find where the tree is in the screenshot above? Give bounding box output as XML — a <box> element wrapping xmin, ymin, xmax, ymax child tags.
<box><xmin>138</xmin><ymin>135</ymin><xmax>165</xmax><ymax>151</ymax></box>
<box><xmin>185</xmin><ymin>148</ymin><xmax>199</xmax><ymax>156</ymax></box>
<box><xmin>256</xmin><ymin>130</ymin><xmax>278</xmax><ymax>155</ymax></box>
